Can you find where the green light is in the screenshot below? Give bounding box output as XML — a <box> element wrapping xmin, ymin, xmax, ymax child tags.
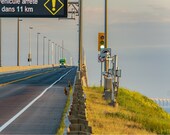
<box><xmin>100</xmin><ymin>41</ymin><xmax>104</xmax><ymax>45</ymax></box>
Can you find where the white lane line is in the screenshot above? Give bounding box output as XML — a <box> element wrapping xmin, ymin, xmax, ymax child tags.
<box><xmin>0</xmin><ymin>68</ymin><xmax>73</xmax><ymax>132</ymax></box>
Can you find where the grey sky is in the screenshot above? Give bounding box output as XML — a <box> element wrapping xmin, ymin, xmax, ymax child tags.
<box><xmin>1</xmin><ymin>0</ymin><xmax>170</xmax><ymax>98</ymax></box>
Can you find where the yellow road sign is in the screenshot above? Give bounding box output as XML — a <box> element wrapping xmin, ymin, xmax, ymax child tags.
<box><xmin>44</xmin><ymin>0</ymin><xmax>64</xmax><ymax>15</ymax></box>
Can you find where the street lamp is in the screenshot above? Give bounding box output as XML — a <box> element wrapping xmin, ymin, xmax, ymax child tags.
<box><xmin>28</xmin><ymin>26</ymin><xmax>33</xmax><ymax>66</ymax></box>
<box><xmin>62</xmin><ymin>40</ymin><xmax>64</xmax><ymax>58</ymax></box>
<box><xmin>43</xmin><ymin>36</ymin><xmax>46</xmax><ymax>65</ymax></box>
<box><xmin>0</xmin><ymin>19</ymin><xmax>1</xmax><ymax>67</ymax></box>
<box><xmin>52</xmin><ymin>42</ymin><xmax>54</xmax><ymax>65</ymax></box>
<box><xmin>60</xmin><ymin>45</ymin><xmax>63</xmax><ymax>59</ymax></box>
<box><xmin>70</xmin><ymin>57</ymin><xmax>73</xmax><ymax>66</ymax></box>
<box><xmin>48</xmin><ymin>39</ymin><xmax>51</xmax><ymax>65</ymax></box>
<box><xmin>17</xmin><ymin>18</ymin><xmax>22</xmax><ymax>66</ymax></box>
<box><xmin>78</xmin><ymin>0</ymin><xmax>83</xmax><ymax>71</ymax></box>
<box><xmin>58</xmin><ymin>45</ymin><xmax>60</xmax><ymax>64</ymax></box>
<box><xmin>37</xmin><ymin>32</ymin><xmax>40</xmax><ymax>65</ymax></box>
<box><xmin>104</xmin><ymin>0</ymin><xmax>110</xmax><ymax>92</ymax></box>
<box><xmin>55</xmin><ymin>43</ymin><xmax>57</xmax><ymax>64</ymax></box>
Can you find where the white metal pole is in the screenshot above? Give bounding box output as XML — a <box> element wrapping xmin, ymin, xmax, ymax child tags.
<box><xmin>62</xmin><ymin>40</ymin><xmax>64</xmax><ymax>58</ymax></box>
<box><xmin>78</xmin><ymin>0</ymin><xmax>83</xmax><ymax>71</ymax></box>
<box><xmin>70</xmin><ymin>57</ymin><xmax>73</xmax><ymax>66</ymax></box>
<box><xmin>104</xmin><ymin>0</ymin><xmax>109</xmax><ymax>90</ymax></box>
<box><xmin>60</xmin><ymin>45</ymin><xmax>62</xmax><ymax>59</ymax></box>
<box><xmin>17</xmin><ymin>18</ymin><xmax>20</xmax><ymax>66</ymax></box>
<box><xmin>17</xmin><ymin>18</ymin><xmax>22</xmax><ymax>66</ymax></box>
<box><xmin>29</xmin><ymin>27</ymin><xmax>33</xmax><ymax>66</ymax></box>
<box><xmin>58</xmin><ymin>45</ymin><xmax>60</xmax><ymax>63</ymax></box>
<box><xmin>37</xmin><ymin>33</ymin><xmax>40</xmax><ymax>65</ymax></box>
<box><xmin>29</xmin><ymin>28</ymin><xmax>30</xmax><ymax>66</ymax></box>
<box><xmin>52</xmin><ymin>42</ymin><xmax>54</xmax><ymax>65</ymax></box>
<box><xmin>105</xmin><ymin>0</ymin><xmax>108</xmax><ymax>69</ymax></box>
<box><xmin>0</xmin><ymin>18</ymin><xmax>1</xmax><ymax>67</ymax></box>
<box><xmin>43</xmin><ymin>36</ymin><xmax>46</xmax><ymax>65</ymax></box>
<box><xmin>48</xmin><ymin>40</ymin><xmax>50</xmax><ymax>65</ymax></box>
<box><xmin>55</xmin><ymin>44</ymin><xmax>57</xmax><ymax>64</ymax></box>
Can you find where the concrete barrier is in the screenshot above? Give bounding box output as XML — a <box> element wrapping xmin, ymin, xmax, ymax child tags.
<box><xmin>67</xmin><ymin>78</ymin><xmax>92</xmax><ymax>134</ymax></box>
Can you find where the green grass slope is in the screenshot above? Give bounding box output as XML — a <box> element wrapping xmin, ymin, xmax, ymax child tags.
<box><xmin>118</xmin><ymin>88</ymin><xmax>170</xmax><ymax>134</ymax></box>
<box><xmin>84</xmin><ymin>86</ymin><xmax>170</xmax><ymax>134</ymax></box>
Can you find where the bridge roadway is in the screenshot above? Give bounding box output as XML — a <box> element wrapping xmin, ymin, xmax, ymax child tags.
<box><xmin>0</xmin><ymin>66</ymin><xmax>77</xmax><ymax>134</ymax></box>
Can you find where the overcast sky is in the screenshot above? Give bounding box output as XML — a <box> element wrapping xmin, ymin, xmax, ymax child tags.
<box><xmin>1</xmin><ymin>0</ymin><xmax>170</xmax><ymax>98</ymax></box>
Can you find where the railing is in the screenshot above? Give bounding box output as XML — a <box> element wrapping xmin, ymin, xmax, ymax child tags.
<box><xmin>151</xmin><ymin>98</ymin><xmax>170</xmax><ymax>106</ymax></box>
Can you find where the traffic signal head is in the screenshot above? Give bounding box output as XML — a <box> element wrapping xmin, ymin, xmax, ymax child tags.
<box><xmin>98</xmin><ymin>33</ymin><xmax>105</xmax><ymax>51</ymax></box>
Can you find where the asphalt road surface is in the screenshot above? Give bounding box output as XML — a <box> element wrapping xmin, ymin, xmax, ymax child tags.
<box><xmin>0</xmin><ymin>66</ymin><xmax>77</xmax><ymax>135</ymax></box>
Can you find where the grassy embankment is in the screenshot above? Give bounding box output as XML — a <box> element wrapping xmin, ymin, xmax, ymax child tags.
<box><xmin>84</xmin><ymin>87</ymin><xmax>170</xmax><ymax>134</ymax></box>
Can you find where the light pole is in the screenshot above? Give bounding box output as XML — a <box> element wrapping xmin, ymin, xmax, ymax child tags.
<box><xmin>70</xmin><ymin>57</ymin><xmax>73</xmax><ymax>66</ymax></box>
<box><xmin>60</xmin><ymin>45</ymin><xmax>63</xmax><ymax>59</ymax></box>
<box><xmin>104</xmin><ymin>0</ymin><xmax>111</xmax><ymax>90</ymax></box>
<box><xmin>43</xmin><ymin>36</ymin><xmax>46</xmax><ymax>65</ymax></box>
<box><xmin>52</xmin><ymin>42</ymin><xmax>54</xmax><ymax>65</ymax></box>
<box><xmin>78</xmin><ymin>0</ymin><xmax>83</xmax><ymax>71</ymax></box>
<box><xmin>58</xmin><ymin>45</ymin><xmax>60</xmax><ymax>64</ymax></box>
<box><xmin>105</xmin><ymin>0</ymin><xmax>108</xmax><ymax>69</ymax></box>
<box><xmin>28</xmin><ymin>26</ymin><xmax>33</xmax><ymax>66</ymax></box>
<box><xmin>48</xmin><ymin>39</ymin><xmax>50</xmax><ymax>65</ymax></box>
<box><xmin>0</xmin><ymin>19</ymin><xmax>1</xmax><ymax>67</ymax></box>
<box><xmin>55</xmin><ymin>43</ymin><xmax>57</xmax><ymax>64</ymax></box>
<box><xmin>37</xmin><ymin>32</ymin><xmax>40</xmax><ymax>66</ymax></box>
<box><xmin>17</xmin><ymin>18</ymin><xmax>22</xmax><ymax>66</ymax></box>
<box><xmin>62</xmin><ymin>40</ymin><xmax>64</xmax><ymax>58</ymax></box>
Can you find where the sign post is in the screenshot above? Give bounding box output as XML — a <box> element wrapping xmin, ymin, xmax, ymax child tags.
<box><xmin>0</xmin><ymin>0</ymin><xmax>67</xmax><ymax>17</ymax></box>
<box><xmin>0</xmin><ymin>19</ymin><xmax>1</xmax><ymax>67</ymax></box>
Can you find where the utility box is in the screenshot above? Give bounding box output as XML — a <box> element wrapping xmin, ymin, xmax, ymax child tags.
<box><xmin>104</xmin><ymin>78</ymin><xmax>112</xmax><ymax>100</ymax></box>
